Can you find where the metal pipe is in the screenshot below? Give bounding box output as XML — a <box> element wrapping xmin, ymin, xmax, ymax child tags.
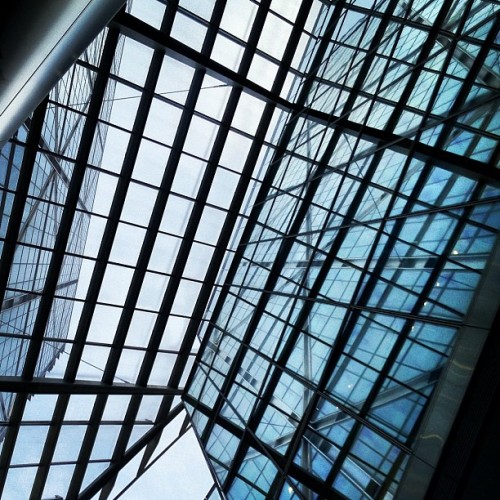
<box><xmin>0</xmin><ymin>0</ymin><xmax>125</xmax><ymax>147</ymax></box>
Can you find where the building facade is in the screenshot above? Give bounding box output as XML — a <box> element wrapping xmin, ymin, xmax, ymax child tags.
<box><xmin>184</xmin><ymin>1</ymin><xmax>500</xmax><ymax>498</ymax></box>
<box><xmin>0</xmin><ymin>30</ymin><xmax>116</xmax><ymax>427</ymax></box>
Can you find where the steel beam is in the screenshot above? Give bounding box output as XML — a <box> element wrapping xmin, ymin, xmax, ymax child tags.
<box><xmin>0</xmin><ymin>377</ymin><xmax>182</xmax><ymax>396</ymax></box>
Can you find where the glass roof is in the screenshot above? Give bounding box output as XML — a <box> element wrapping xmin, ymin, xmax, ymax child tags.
<box><xmin>0</xmin><ymin>0</ymin><xmax>317</xmax><ymax>497</ymax></box>
<box><xmin>0</xmin><ymin>0</ymin><xmax>498</xmax><ymax>498</ymax></box>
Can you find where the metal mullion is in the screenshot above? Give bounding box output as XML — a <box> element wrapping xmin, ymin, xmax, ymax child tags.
<box><xmin>59</xmin><ymin>111</ymin><xmax>86</xmax><ymax>158</ymax></box>
<box><xmin>114</xmin><ymin>422</ymin><xmax>192</xmax><ymax>499</ymax></box>
<box><xmin>112</xmin><ymin>8</ymin><xmax>341</xmax><ymax>115</ymax></box>
<box><xmin>416</xmin><ymin>2</ymin><xmax>499</xmax><ymax>87</ymax></box>
<box><xmin>303</xmin><ymin>7</ymin><xmax>500</xmax><ymax>181</ymax></box>
<box><xmin>101</xmin><ymin>63</ymin><xmax>205</xmax><ymax>386</ymax></box>
<box><xmin>56</xmin><ymin>62</ymin><xmax>76</xmax><ymax>153</ymax></box>
<box><xmin>52</xmin><ymin>83</ymin><xmax>61</xmax><ymax>150</ymax></box>
<box><xmin>247</xmin><ymin>204</ymin><xmax>493</xmax><ymax>261</ymax></box>
<box><xmin>272</xmin><ymin>194</ymin><xmax>315</xmax><ymax>499</ymax></box>
<box><xmin>459</xmin><ymin>103</ymin><xmax>499</xmax><ymax>161</ymax></box>
<box><xmin>383</xmin><ymin>0</ymin><xmax>469</xmax><ymax>134</ymax></box>
<box><xmin>311</xmin><ymin>166</ymin><xmax>440</xmax><ymax>486</ymax></box>
<box><xmin>96</xmin><ymin>392</ymin><xmax>145</xmax><ymax>499</ymax></box>
<box><xmin>4</xmin><ymin>73</ymin><xmax>100</xmax><ymax>494</ymax></box>
<box><xmin>199</xmin><ymin>18</ymin><xmax>372</xmax><ymax>476</ymax></box>
<box><xmin>248</xmin><ymin>183</ymin><xmax>500</xmax><ymax>246</ymax></box>
<box><xmin>432</xmin><ymin>11</ymin><xmax>500</xmax><ymax>152</ymax></box>
<box><xmin>350</xmin><ymin>2</ymin><xmax>421</xmax><ymax>131</ymax></box>
<box><xmin>318</xmin><ymin>0</ymin><xmax>493</xmax><ymax>350</ymax></box>
<box><xmin>1</xmin><ymin>191</ymin><xmax>244</xmax><ymax>251</ymax></box>
<box><xmin>204</xmin><ymin>484</ymin><xmax>219</xmax><ymax>499</ymax></box>
<box><xmin>170</xmin><ymin>101</ymin><xmax>272</xmax><ymax>385</ymax></box>
<box><xmin>16</xmin><ymin>169</ymin><xmax>57</xmax><ymax>241</ymax></box>
<box><xmin>117</xmin><ymin>12</ymin><xmax>500</xmax><ymax>181</ymax></box>
<box><xmin>97</xmin><ymin>54</ymin><xmax>207</xmax><ymax>500</ymax></box>
<box><xmin>220</xmin><ymin>1</ymin><xmax>410</xmax><ymax>479</ymax></box>
<box><xmin>317</xmin><ymin>3</ymin><xmax>491</xmax><ymax>468</ymax></box>
<box><xmin>0</xmin><ymin>328</ymin><xmax>198</xmax><ymax>356</ymax></box>
<box><xmin>341</xmin><ymin>0</ymin><xmax>458</xmax><ymax>37</ymax></box>
<box><xmin>30</xmin><ymin>394</ymin><xmax>70</xmax><ymax>500</ymax></box>
<box><xmin>11</xmin><ymin>459</ymin><xmax>110</xmax><ymax>470</ymax></box>
<box><xmin>211</xmin><ymin>291</ymin><xmax>462</xmax><ymax>343</ymax></box>
<box><xmin>50</xmin><ymin>33</ymin><xmax>500</xmax><ymax>181</ymax></box>
<box><xmin>237</xmin><ymin>162</ymin><xmax>382</xmax><ymax>486</ymax></box>
<box><xmin>185</xmin><ymin>392</ymin><xmax>342</xmax><ymax>499</ymax></box>
<box><xmin>355</xmin><ymin>176</ymin><xmax>465</xmax><ymax>314</ymax></box>
<box><xmin>45</xmin><ymin>81</ymin><xmax>500</xmax><ymax>184</ymax></box>
<box><xmin>317</xmin><ymin>15</ymin><xmax>410</xmax><ymax>114</ymax></box>
<box><xmin>65</xmin><ymin>396</ymin><xmax>108</xmax><ymax>498</ymax></box>
<box><xmin>310</xmin><ymin>104</ymin><xmax>500</xmax><ymax>183</ymax></box>
<box><xmin>189</xmin><ymin>353</ymin><xmax>417</xmax><ymax>455</ymax></box>
<box><xmin>0</xmin><ymin>395</ymin><xmax>29</xmax><ymax>477</ymax></box>
<box><xmin>187</xmin><ymin>406</ymin><xmax>227</xmax><ymax>498</ymax></box>
<box><xmin>62</xmin><ymin>45</ymin><xmax>163</xmax><ymax>380</ymax></box>
<box><xmin>21</xmin><ymin>176</ymin><xmax>57</xmax><ymax>316</ymax></box>
<box><xmin>332</xmin><ymin>0</ymin><xmax>402</xmax><ymax>119</ymax></box>
<box><xmin>197</xmin><ymin>363</ymin><xmax>306</xmax><ymax>500</ymax></box>
<box><xmin>148</xmin><ymin>0</ymin><xmax>272</xmax><ymax>390</ymax></box>
<box><xmin>213</xmin><ymin>277</ymin><xmax>315</xmax><ymax>492</ymax></box>
<box><xmin>59</xmin><ymin>59</ymin><xmax>98</xmax><ymax>155</ymax></box>
<box><xmin>112</xmin><ymin>12</ymin><xmax>273</xmax><ymax>99</ymax></box>
<box><xmin>303</xmin><ymin>0</ymin><xmax>487</xmax><ymax>417</ymax></box>
<box><xmin>11</xmin><ymin>420</ymin><xmax>155</xmax><ymax>427</ymax></box>
<box><xmin>0</xmin><ymin>377</ymin><xmax>182</xmax><ymax>396</ymax></box>
<box><xmin>133</xmin><ymin>19</ymin><xmax>228</xmax><ymax>391</ymax></box>
<box><xmin>0</xmin><ymin>99</ymin><xmax>48</xmax><ymax>306</ymax></box>
<box><xmin>0</xmin><ymin>141</ymin><xmax>17</xmax><ymax>219</ymax></box>
<box><xmin>18</xmin><ymin>25</ymin><xmax>119</xmax><ymax>379</ymax></box>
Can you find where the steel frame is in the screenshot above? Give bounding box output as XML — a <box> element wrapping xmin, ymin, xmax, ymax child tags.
<box><xmin>0</xmin><ymin>0</ymin><xmax>498</xmax><ymax>498</ymax></box>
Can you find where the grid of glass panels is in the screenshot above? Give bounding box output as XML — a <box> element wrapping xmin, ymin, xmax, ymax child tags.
<box><xmin>0</xmin><ymin>0</ymin><xmax>336</xmax><ymax>497</ymax></box>
<box><xmin>185</xmin><ymin>0</ymin><xmax>500</xmax><ymax>499</ymax></box>
<box><xmin>0</xmin><ymin>30</ymin><xmax>110</xmax><ymax>441</ymax></box>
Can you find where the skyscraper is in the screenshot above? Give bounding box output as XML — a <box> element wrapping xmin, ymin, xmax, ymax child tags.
<box><xmin>184</xmin><ymin>0</ymin><xmax>500</xmax><ymax>498</ymax></box>
<box><xmin>0</xmin><ymin>0</ymin><xmax>498</xmax><ymax>498</ymax></box>
<box><xmin>0</xmin><ymin>29</ymin><xmax>119</xmax><ymax>438</ymax></box>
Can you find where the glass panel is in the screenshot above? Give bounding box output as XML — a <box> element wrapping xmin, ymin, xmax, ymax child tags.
<box><xmin>53</xmin><ymin>425</ymin><xmax>87</xmax><ymax>462</ymax></box>
<box><xmin>144</xmin><ymin>99</ymin><xmax>183</xmax><ymax>145</ymax></box>
<box><xmin>43</xmin><ymin>464</ymin><xmax>75</xmax><ymax>499</ymax></box>
<box><xmin>171</xmin><ymin>154</ymin><xmax>204</xmax><ymax>198</ymax></box>
<box><xmin>129</xmin><ymin>0</ymin><xmax>165</xmax><ymax>29</ymax></box>
<box><xmin>4</xmin><ymin>467</ymin><xmax>38</xmax><ymax>499</ymax></box>
<box><xmin>172</xmin><ymin>12</ymin><xmax>207</xmax><ymax>51</ymax></box>
<box><xmin>133</xmin><ymin>138</ymin><xmax>170</xmax><ymax>186</ymax></box>
<box><xmin>11</xmin><ymin>425</ymin><xmax>49</xmax><ymax>465</ymax></box>
<box><xmin>115</xmin><ymin>36</ymin><xmax>154</xmax><ymax>87</ymax></box>
<box><xmin>106</xmin><ymin>82</ymin><xmax>141</xmax><ymax>131</ymax></box>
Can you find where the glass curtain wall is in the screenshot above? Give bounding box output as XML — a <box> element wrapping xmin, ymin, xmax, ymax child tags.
<box><xmin>0</xmin><ymin>30</ymin><xmax>115</xmax><ymax>438</ymax></box>
<box><xmin>0</xmin><ymin>0</ymin><xmax>313</xmax><ymax>497</ymax></box>
<box><xmin>185</xmin><ymin>0</ymin><xmax>500</xmax><ymax>499</ymax></box>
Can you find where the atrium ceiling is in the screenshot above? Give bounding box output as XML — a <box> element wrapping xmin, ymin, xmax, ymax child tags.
<box><xmin>0</xmin><ymin>0</ymin><xmax>498</xmax><ymax>499</ymax></box>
